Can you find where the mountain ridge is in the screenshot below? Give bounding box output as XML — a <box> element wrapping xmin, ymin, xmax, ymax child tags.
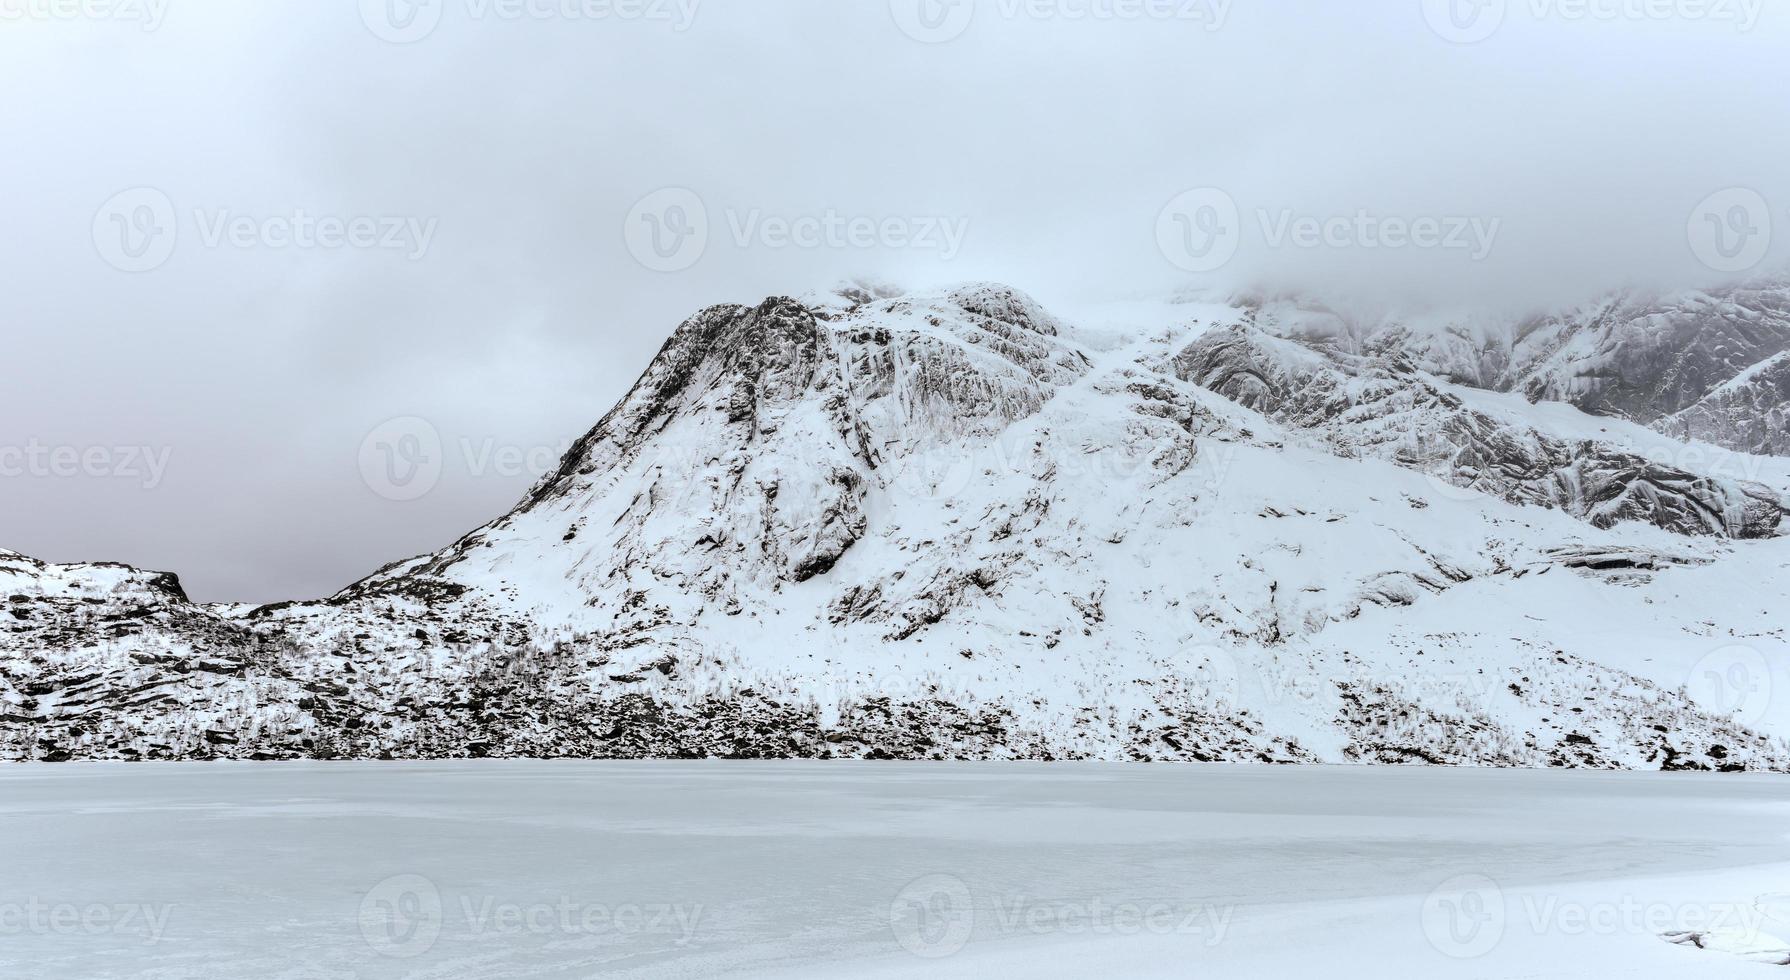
<box><xmin>4</xmin><ymin>281</ymin><xmax>1787</xmax><ymax>768</ymax></box>
<box><xmin>1237</xmin><ymin>274</ymin><xmax>1790</xmax><ymax>457</ymax></box>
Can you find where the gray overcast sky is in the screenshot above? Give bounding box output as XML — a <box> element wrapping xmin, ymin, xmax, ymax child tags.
<box><xmin>3</xmin><ymin>0</ymin><xmax>1787</xmax><ymax>603</ymax></box>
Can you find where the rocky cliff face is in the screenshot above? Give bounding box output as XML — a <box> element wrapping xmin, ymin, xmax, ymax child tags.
<box><xmin>4</xmin><ymin>284</ymin><xmax>1788</xmax><ymax>769</ymax></box>
<box><xmin>1506</xmin><ymin>281</ymin><xmax>1790</xmax><ymax>426</ymax></box>
<box><xmin>1656</xmin><ymin>351</ymin><xmax>1790</xmax><ymax>456</ymax></box>
<box><xmin>1244</xmin><ymin>276</ymin><xmax>1790</xmax><ymax>458</ymax></box>
<box><xmin>1171</xmin><ymin>322</ymin><xmax>1785</xmax><ymax>539</ymax></box>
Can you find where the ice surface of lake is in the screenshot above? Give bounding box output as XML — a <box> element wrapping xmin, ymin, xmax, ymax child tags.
<box><xmin>3</xmin><ymin>762</ymin><xmax>1789</xmax><ymax>978</ymax></box>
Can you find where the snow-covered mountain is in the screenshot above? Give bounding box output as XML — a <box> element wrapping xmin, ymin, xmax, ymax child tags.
<box><xmin>1247</xmin><ymin>275</ymin><xmax>1790</xmax><ymax>456</ymax></box>
<box><xmin>5</xmin><ymin>281</ymin><xmax>1788</xmax><ymax>768</ymax></box>
<box><xmin>1657</xmin><ymin>350</ymin><xmax>1790</xmax><ymax>456</ymax></box>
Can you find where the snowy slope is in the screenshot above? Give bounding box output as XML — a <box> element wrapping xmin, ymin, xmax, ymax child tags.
<box><xmin>2</xmin><ymin>283</ymin><xmax>1786</xmax><ymax>767</ymax></box>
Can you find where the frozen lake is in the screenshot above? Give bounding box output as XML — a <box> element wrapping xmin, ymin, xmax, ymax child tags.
<box><xmin>3</xmin><ymin>762</ymin><xmax>1788</xmax><ymax>978</ymax></box>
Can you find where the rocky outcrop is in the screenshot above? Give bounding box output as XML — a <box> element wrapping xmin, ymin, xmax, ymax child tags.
<box><xmin>1241</xmin><ymin>277</ymin><xmax>1790</xmax><ymax>458</ymax></box>
<box><xmin>1656</xmin><ymin>352</ymin><xmax>1790</xmax><ymax>457</ymax></box>
<box><xmin>1508</xmin><ymin>281</ymin><xmax>1790</xmax><ymax>426</ymax></box>
<box><xmin>1170</xmin><ymin>323</ymin><xmax>1785</xmax><ymax>539</ymax></box>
